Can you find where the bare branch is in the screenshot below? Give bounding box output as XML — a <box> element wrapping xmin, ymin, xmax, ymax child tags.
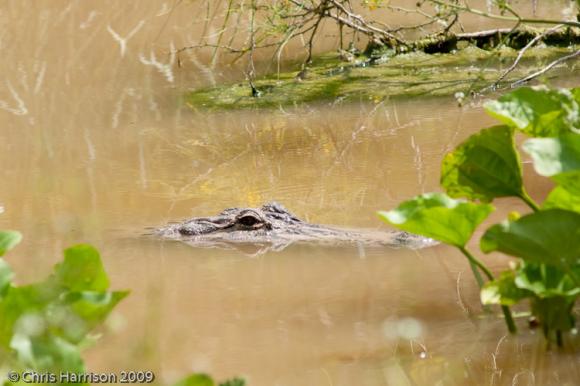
<box><xmin>484</xmin><ymin>24</ymin><xmax>565</xmax><ymax>91</ymax></box>
<box><xmin>428</xmin><ymin>0</ymin><xmax>580</xmax><ymax>28</ymax></box>
<box><xmin>511</xmin><ymin>49</ymin><xmax>580</xmax><ymax>87</ymax></box>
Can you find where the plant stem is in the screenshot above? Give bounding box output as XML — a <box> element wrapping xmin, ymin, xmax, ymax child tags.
<box><xmin>501</xmin><ymin>304</ymin><xmax>517</xmax><ymax>333</ymax></box>
<box><xmin>464</xmin><ymin>253</ymin><xmax>485</xmax><ymax>289</ymax></box>
<box><xmin>459</xmin><ymin>247</ymin><xmax>517</xmax><ymax>333</ymax></box>
<box><xmin>459</xmin><ymin>247</ymin><xmax>494</xmax><ymax>281</ymax></box>
<box><xmin>518</xmin><ymin>191</ymin><xmax>540</xmax><ymax>212</ymax></box>
<box><xmin>556</xmin><ymin>330</ymin><xmax>563</xmax><ymax>347</ymax></box>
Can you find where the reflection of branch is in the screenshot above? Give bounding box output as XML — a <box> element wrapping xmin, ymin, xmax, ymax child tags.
<box><xmin>139</xmin><ymin>44</ymin><xmax>176</xmax><ymax>83</ymax></box>
<box><xmin>107</xmin><ymin>20</ymin><xmax>145</xmax><ymax>58</ymax></box>
<box><xmin>511</xmin><ymin>49</ymin><xmax>580</xmax><ymax>87</ymax></box>
<box><xmin>0</xmin><ymin>81</ymin><xmax>28</xmax><ymax>116</ymax></box>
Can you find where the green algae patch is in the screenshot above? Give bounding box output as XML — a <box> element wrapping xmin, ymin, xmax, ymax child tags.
<box><xmin>185</xmin><ymin>46</ymin><xmax>578</xmax><ymax>110</ymax></box>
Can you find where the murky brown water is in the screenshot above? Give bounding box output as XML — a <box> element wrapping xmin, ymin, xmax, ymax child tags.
<box><xmin>1</xmin><ymin>1</ymin><xmax>579</xmax><ymax>385</ymax></box>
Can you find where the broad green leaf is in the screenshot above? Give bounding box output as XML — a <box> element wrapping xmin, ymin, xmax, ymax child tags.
<box><xmin>0</xmin><ymin>230</ymin><xmax>22</xmax><ymax>256</ymax></box>
<box><xmin>0</xmin><ymin>285</ymin><xmax>52</xmax><ymax>348</ymax></box>
<box><xmin>481</xmin><ymin>270</ymin><xmax>531</xmax><ymax>306</ymax></box>
<box><xmin>543</xmin><ymin>185</ymin><xmax>580</xmax><ymax>213</ymax></box>
<box><xmin>441</xmin><ymin>125</ymin><xmax>525</xmax><ymax>202</ymax></box>
<box><xmin>378</xmin><ymin>192</ymin><xmax>494</xmax><ymax>247</ymax></box>
<box><xmin>0</xmin><ymin>242</ymin><xmax>126</xmax><ymax>376</ymax></box>
<box><xmin>481</xmin><ymin>209</ymin><xmax>580</xmax><ymax>269</ymax></box>
<box><xmin>0</xmin><ymin>259</ymin><xmax>13</xmax><ymax>298</ymax></box>
<box><xmin>64</xmin><ymin>291</ymin><xmax>129</xmax><ymax>343</ymax></box>
<box><xmin>484</xmin><ymin>87</ymin><xmax>580</xmax><ymax>136</ymax></box>
<box><xmin>514</xmin><ymin>262</ymin><xmax>580</xmax><ymax>298</ymax></box>
<box><xmin>552</xmin><ymin>171</ymin><xmax>580</xmax><ymax>195</ymax></box>
<box><xmin>55</xmin><ymin>245</ymin><xmax>109</xmax><ymax>292</ymax></box>
<box><xmin>522</xmin><ymin>134</ymin><xmax>580</xmax><ymax>176</ymax></box>
<box><xmin>572</xmin><ymin>87</ymin><xmax>580</xmax><ymax>105</ymax></box>
<box><xmin>172</xmin><ymin>374</ymin><xmax>215</xmax><ymax>386</ymax></box>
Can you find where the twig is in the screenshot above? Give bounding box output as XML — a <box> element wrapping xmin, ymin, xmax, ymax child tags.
<box><xmin>303</xmin><ymin>1</ymin><xmax>329</xmax><ymax>66</ymax></box>
<box><xmin>511</xmin><ymin>49</ymin><xmax>580</xmax><ymax>87</ymax></box>
<box><xmin>327</xmin><ymin>0</ymin><xmax>405</xmax><ymax>44</ymax></box>
<box><xmin>428</xmin><ymin>0</ymin><xmax>580</xmax><ymax>28</ymax></box>
<box><xmin>247</xmin><ymin>0</ymin><xmax>258</xmax><ymax>95</ymax></box>
<box><xmin>483</xmin><ymin>24</ymin><xmax>565</xmax><ymax>91</ymax></box>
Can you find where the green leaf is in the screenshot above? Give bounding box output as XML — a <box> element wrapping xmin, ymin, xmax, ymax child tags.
<box><xmin>10</xmin><ymin>334</ymin><xmax>85</xmax><ymax>374</ymax></box>
<box><xmin>543</xmin><ymin>185</ymin><xmax>580</xmax><ymax>213</ymax></box>
<box><xmin>0</xmin><ymin>231</ymin><xmax>22</xmax><ymax>256</ymax></box>
<box><xmin>219</xmin><ymin>379</ymin><xmax>246</xmax><ymax>386</ymax></box>
<box><xmin>522</xmin><ymin>134</ymin><xmax>580</xmax><ymax>177</ymax></box>
<box><xmin>378</xmin><ymin>192</ymin><xmax>494</xmax><ymax>248</ymax></box>
<box><xmin>0</xmin><ymin>242</ymin><xmax>127</xmax><ymax>375</ymax></box>
<box><xmin>484</xmin><ymin>87</ymin><xmax>580</xmax><ymax>136</ymax></box>
<box><xmin>64</xmin><ymin>291</ymin><xmax>129</xmax><ymax>343</ymax></box>
<box><xmin>515</xmin><ymin>263</ymin><xmax>580</xmax><ymax>298</ymax></box>
<box><xmin>481</xmin><ymin>270</ymin><xmax>531</xmax><ymax>306</ymax></box>
<box><xmin>0</xmin><ymin>285</ymin><xmax>43</xmax><ymax>348</ymax></box>
<box><xmin>572</xmin><ymin>87</ymin><xmax>580</xmax><ymax>104</ymax></box>
<box><xmin>172</xmin><ymin>374</ymin><xmax>215</xmax><ymax>386</ymax></box>
<box><xmin>441</xmin><ymin>125</ymin><xmax>525</xmax><ymax>202</ymax></box>
<box><xmin>55</xmin><ymin>245</ymin><xmax>109</xmax><ymax>292</ymax></box>
<box><xmin>0</xmin><ymin>259</ymin><xmax>13</xmax><ymax>298</ymax></box>
<box><xmin>552</xmin><ymin>170</ymin><xmax>580</xmax><ymax>195</ymax></box>
<box><xmin>481</xmin><ymin>209</ymin><xmax>580</xmax><ymax>269</ymax></box>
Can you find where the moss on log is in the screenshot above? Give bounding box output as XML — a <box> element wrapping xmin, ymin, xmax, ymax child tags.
<box><xmin>366</xmin><ymin>26</ymin><xmax>580</xmax><ymax>56</ymax></box>
<box><xmin>185</xmin><ymin>43</ymin><xmax>577</xmax><ymax>110</ymax></box>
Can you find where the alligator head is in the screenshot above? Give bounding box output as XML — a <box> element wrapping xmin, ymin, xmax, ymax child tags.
<box><xmin>155</xmin><ymin>202</ymin><xmax>436</xmax><ymax>255</ymax></box>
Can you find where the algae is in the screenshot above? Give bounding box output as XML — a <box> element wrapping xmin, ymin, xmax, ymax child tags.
<box><xmin>185</xmin><ymin>45</ymin><xmax>578</xmax><ymax>110</ymax></box>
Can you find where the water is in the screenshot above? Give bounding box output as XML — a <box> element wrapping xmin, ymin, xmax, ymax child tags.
<box><xmin>0</xmin><ymin>1</ymin><xmax>579</xmax><ymax>385</ymax></box>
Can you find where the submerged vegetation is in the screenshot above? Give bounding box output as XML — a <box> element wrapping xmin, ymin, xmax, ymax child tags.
<box><xmin>379</xmin><ymin>86</ymin><xmax>580</xmax><ymax>346</ymax></box>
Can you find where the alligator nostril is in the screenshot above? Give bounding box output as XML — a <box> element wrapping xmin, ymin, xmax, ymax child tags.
<box><xmin>178</xmin><ymin>226</ymin><xmax>197</xmax><ymax>236</ymax></box>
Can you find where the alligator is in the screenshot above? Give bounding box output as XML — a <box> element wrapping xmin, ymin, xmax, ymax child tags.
<box><xmin>154</xmin><ymin>202</ymin><xmax>436</xmax><ymax>255</ymax></box>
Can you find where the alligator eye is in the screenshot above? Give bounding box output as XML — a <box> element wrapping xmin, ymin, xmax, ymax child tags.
<box><xmin>238</xmin><ymin>215</ymin><xmax>261</xmax><ymax>227</ymax></box>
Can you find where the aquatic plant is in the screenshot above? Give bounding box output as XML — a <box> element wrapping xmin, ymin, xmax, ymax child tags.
<box><xmin>172</xmin><ymin>373</ymin><xmax>246</xmax><ymax>386</ymax></box>
<box><xmin>0</xmin><ymin>230</ymin><xmax>128</xmax><ymax>383</ymax></box>
<box><xmin>379</xmin><ymin>86</ymin><xmax>580</xmax><ymax>346</ymax></box>
<box><xmin>0</xmin><ymin>223</ymin><xmax>246</xmax><ymax>385</ymax></box>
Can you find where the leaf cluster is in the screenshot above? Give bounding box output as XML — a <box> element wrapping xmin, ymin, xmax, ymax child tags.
<box><xmin>172</xmin><ymin>373</ymin><xmax>246</xmax><ymax>386</ymax></box>
<box><xmin>0</xmin><ymin>231</ymin><xmax>128</xmax><ymax>383</ymax></box>
<box><xmin>379</xmin><ymin>86</ymin><xmax>580</xmax><ymax>346</ymax></box>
